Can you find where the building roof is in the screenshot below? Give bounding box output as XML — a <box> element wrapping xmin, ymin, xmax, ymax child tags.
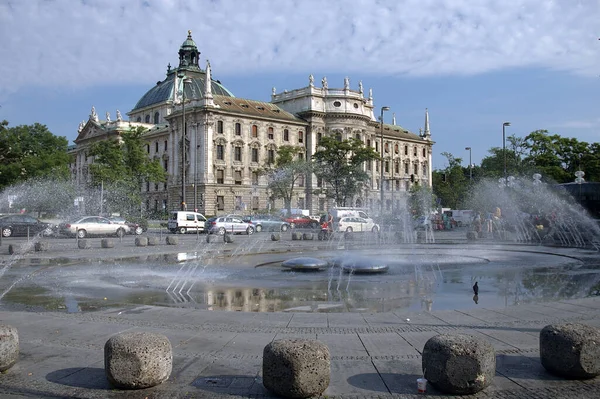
<box><xmin>132</xmin><ymin>70</ymin><xmax>234</xmax><ymax>111</ymax></box>
<box><xmin>212</xmin><ymin>95</ymin><xmax>305</xmax><ymax>123</ymax></box>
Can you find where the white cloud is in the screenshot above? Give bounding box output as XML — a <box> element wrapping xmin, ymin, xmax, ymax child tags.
<box><xmin>551</xmin><ymin>118</ymin><xmax>600</xmax><ymax>129</ymax></box>
<box><xmin>0</xmin><ymin>0</ymin><xmax>598</xmax><ymax>95</ymax></box>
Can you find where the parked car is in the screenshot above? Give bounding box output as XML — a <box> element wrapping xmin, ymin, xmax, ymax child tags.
<box><xmin>335</xmin><ymin>216</ymin><xmax>380</xmax><ymax>233</ymax></box>
<box><xmin>167</xmin><ymin>211</ymin><xmax>207</xmax><ymax>234</ymax></box>
<box><xmin>108</xmin><ymin>217</ymin><xmax>145</xmax><ymax>235</ymax></box>
<box><xmin>284</xmin><ymin>214</ymin><xmax>320</xmax><ymax>229</ymax></box>
<box><xmin>0</xmin><ymin>214</ymin><xmax>55</xmax><ymax>238</ymax></box>
<box><xmin>205</xmin><ymin>216</ymin><xmax>255</xmax><ymax>235</ymax></box>
<box><xmin>242</xmin><ymin>215</ymin><xmax>290</xmax><ymax>232</ymax></box>
<box><xmin>59</xmin><ymin>216</ymin><xmax>130</xmax><ymax>238</ymax></box>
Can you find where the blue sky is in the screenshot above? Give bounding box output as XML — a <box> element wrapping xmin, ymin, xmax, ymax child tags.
<box><xmin>1</xmin><ymin>0</ymin><xmax>598</xmax><ymax>170</ymax></box>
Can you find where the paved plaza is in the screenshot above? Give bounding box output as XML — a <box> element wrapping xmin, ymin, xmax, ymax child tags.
<box><xmin>0</xmin><ymin>229</ymin><xmax>599</xmax><ymax>398</ymax></box>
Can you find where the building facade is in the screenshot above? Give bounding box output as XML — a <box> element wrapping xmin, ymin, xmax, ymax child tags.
<box><xmin>72</xmin><ymin>31</ymin><xmax>434</xmax><ymax>217</ymax></box>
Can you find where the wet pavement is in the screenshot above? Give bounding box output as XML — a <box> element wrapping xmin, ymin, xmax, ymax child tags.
<box><xmin>0</xmin><ymin>228</ymin><xmax>599</xmax><ymax>397</ymax></box>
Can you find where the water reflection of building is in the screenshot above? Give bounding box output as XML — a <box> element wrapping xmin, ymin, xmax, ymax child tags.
<box><xmin>71</xmin><ymin>31</ymin><xmax>434</xmax><ymax>216</ymax></box>
<box><xmin>200</xmin><ymin>277</ymin><xmax>437</xmax><ymax>313</ymax></box>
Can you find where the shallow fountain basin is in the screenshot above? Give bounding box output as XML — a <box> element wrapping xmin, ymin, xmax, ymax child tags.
<box><xmin>0</xmin><ymin>246</ymin><xmax>597</xmax><ymax>314</ymax></box>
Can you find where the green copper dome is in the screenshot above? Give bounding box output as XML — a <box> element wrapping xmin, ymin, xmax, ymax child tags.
<box><xmin>132</xmin><ymin>71</ymin><xmax>234</xmax><ymax>111</ymax></box>
<box><xmin>132</xmin><ymin>31</ymin><xmax>234</xmax><ymax>111</ymax></box>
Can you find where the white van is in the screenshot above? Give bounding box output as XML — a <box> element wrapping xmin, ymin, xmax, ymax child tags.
<box><xmin>167</xmin><ymin>211</ymin><xmax>207</xmax><ymax>234</ymax></box>
<box><xmin>330</xmin><ymin>208</ymin><xmax>372</xmax><ymax>221</ymax></box>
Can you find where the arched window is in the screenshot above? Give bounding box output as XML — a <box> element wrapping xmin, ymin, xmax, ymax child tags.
<box><xmin>267</xmin><ymin>127</ymin><xmax>274</xmax><ymax>139</ymax></box>
<box><xmin>153</xmin><ymin>112</ymin><xmax>159</xmax><ymax>124</ymax></box>
<box><xmin>145</xmin><ymin>114</ymin><xmax>150</xmax><ymax>123</ymax></box>
<box><xmin>217</xmin><ymin>120</ymin><xmax>224</xmax><ymax>134</ymax></box>
<box><xmin>284</xmin><ymin>129</ymin><xmax>289</xmax><ymax>141</ymax></box>
<box><xmin>235</xmin><ymin>123</ymin><xmax>241</xmax><ymax>135</ymax></box>
<box><xmin>298</xmin><ymin>131</ymin><xmax>304</xmax><ymax>143</ymax></box>
<box><xmin>136</xmin><ymin>116</ymin><xmax>142</xmax><ymax>122</ymax></box>
<box><xmin>252</xmin><ymin>125</ymin><xmax>258</xmax><ymax>138</ymax></box>
<box><xmin>394</xmin><ymin>144</ymin><xmax>399</xmax><ymax>154</ymax></box>
<box><xmin>384</xmin><ymin>143</ymin><xmax>389</xmax><ymax>153</ymax></box>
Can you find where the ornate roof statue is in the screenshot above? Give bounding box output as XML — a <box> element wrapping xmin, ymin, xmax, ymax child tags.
<box><xmin>90</xmin><ymin>106</ymin><xmax>98</xmax><ymax>122</ymax></box>
<box><xmin>309</xmin><ymin>74</ymin><xmax>314</xmax><ymax>87</ymax></box>
<box><xmin>116</xmin><ymin>110</ymin><xmax>123</xmax><ymax>121</ymax></box>
<box><xmin>78</xmin><ymin>121</ymin><xmax>85</xmax><ymax>133</ymax></box>
<box><xmin>368</xmin><ymin>88</ymin><xmax>373</xmax><ymax>100</ymax></box>
<box><xmin>105</xmin><ymin>111</ymin><xmax>111</xmax><ymax>122</ymax></box>
<box><xmin>344</xmin><ymin>76</ymin><xmax>350</xmax><ymax>90</ymax></box>
<box><xmin>272</xmin><ymin>87</ymin><xmax>276</xmax><ymax>95</ymax></box>
<box><xmin>321</xmin><ymin>76</ymin><xmax>328</xmax><ymax>89</ymax></box>
<box><xmin>358</xmin><ymin>80</ymin><xmax>363</xmax><ymax>94</ymax></box>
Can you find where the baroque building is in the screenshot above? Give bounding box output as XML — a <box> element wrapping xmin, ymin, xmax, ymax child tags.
<box><xmin>72</xmin><ymin>31</ymin><xmax>434</xmax><ymax>217</ymax></box>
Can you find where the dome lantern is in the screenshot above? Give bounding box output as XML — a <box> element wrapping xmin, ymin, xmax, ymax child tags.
<box><xmin>178</xmin><ymin>30</ymin><xmax>200</xmax><ymax>69</ymax></box>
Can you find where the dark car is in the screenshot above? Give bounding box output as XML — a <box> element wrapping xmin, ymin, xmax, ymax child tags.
<box><xmin>242</xmin><ymin>214</ymin><xmax>290</xmax><ymax>232</ymax></box>
<box><xmin>109</xmin><ymin>217</ymin><xmax>145</xmax><ymax>235</ymax></box>
<box><xmin>0</xmin><ymin>214</ymin><xmax>55</xmax><ymax>238</ymax></box>
<box><xmin>284</xmin><ymin>214</ymin><xmax>320</xmax><ymax>229</ymax></box>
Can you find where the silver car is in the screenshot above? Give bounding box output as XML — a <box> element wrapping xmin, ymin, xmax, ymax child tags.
<box><xmin>59</xmin><ymin>216</ymin><xmax>130</xmax><ymax>238</ymax></box>
<box><xmin>206</xmin><ymin>216</ymin><xmax>255</xmax><ymax>235</ymax></box>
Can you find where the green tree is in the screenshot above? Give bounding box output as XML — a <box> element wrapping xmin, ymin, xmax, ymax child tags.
<box><xmin>312</xmin><ymin>136</ymin><xmax>379</xmax><ymax>207</ymax></box>
<box><xmin>88</xmin><ymin>126</ymin><xmax>167</xmax><ymax>216</ymax></box>
<box><xmin>264</xmin><ymin>145</ymin><xmax>311</xmax><ymax>216</ymax></box>
<box><xmin>0</xmin><ymin>121</ymin><xmax>71</xmax><ymax>190</ymax></box>
<box><xmin>432</xmin><ymin>152</ymin><xmax>469</xmax><ymax>209</ymax></box>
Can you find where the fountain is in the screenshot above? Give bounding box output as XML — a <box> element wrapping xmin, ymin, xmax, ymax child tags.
<box><xmin>0</xmin><ymin>176</ymin><xmax>599</xmax><ymax>314</ymax></box>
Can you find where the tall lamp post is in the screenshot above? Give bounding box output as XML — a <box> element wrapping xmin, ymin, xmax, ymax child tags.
<box><xmin>177</xmin><ymin>71</ymin><xmax>192</xmax><ymax>211</ymax></box>
<box><xmin>502</xmin><ymin>122</ymin><xmax>511</xmax><ymax>186</ymax></box>
<box><xmin>379</xmin><ymin>106</ymin><xmax>390</xmax><ymax>217</ymax></box>
<box><xmin>465</xmin><ymin>147</ymin><xmax>472</xmax><ymax>181</ymax></box>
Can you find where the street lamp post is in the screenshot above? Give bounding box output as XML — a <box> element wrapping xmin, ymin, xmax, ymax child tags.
<box><xmin>379</xmin><ymin>106</ymin><xmax>390</xmax><ymax>217</ymax></box>
<box><xmin>178</xmin><ymin>72</ymin><xmax>191</xmax><ymax>211</ymax></box>
<box><xmin>465</xmin><ymin>147</ymin><xmax>472</xmax><ymax>181</ymax></box>
<box><xmin>502</xmin><ymin>122</ymin><xmax>510</xmax><ymax>186</ymax></box>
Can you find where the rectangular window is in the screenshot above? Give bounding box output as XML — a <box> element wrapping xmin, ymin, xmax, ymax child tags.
<box><xmin>298</xmin><ymin>197</ymin><xmax>305</xmax><ymax>209</ymax></box>
<box><xmin>404</xmin><ymin>146</ymin><xmax>408</xmax><ymax>155</ymax></box>
<box><xmin>252</xmin><ymin>196</ymin><xmax>259</xmax><ymax>210</ymax></box>
<box><xmin>163</xmin><ymin>159</ymin><xmax>168</xmax><ymax>171</ymax></box>
<box><xmin>217</xmin><ymin>120</ymin><xmax>224</xmax><ymax>134</ymax></box>
<box><xmin>155</xmin><ymin>142</ymin><xmax>159</xmax><ymax>152</ymax></box>
<box><xmin>414</xmin><ymin>147</ymin><xmax>417</xmax><ymax>156</ymax></box>
<box><xmin>268</xmin><ymin>149</ymin><xmax>275</xmax><ymax>164</ymax></box>
<box><xmin>252</xmin><ymin>171</ymin><xmax>259</xmax><ymax>185</ymax></box>
<box><xmin>268</xmin><ymin>127</ymin><xmax>274</xmax><ymax>140</ymax></box>
<box><xmin>423</xmin><ymin>164</ymin><xmax>427</xmax><ymax>176</ymax></box>
<box><xmin>216</xmin><ymin>169</ymin><xmax>224</xmax><ymax>184</ymax></box>
<box><xmin>146</xmin><ymin>144</ymin><xmax>150</xmax><ymax>154</ymax></box>
<box><xmin>413</xmin><ymin>164</ymin><xmax>418</xmax><ymax>174</ymax></box>
<box><xmin>146</xmin><ymin>181</ymin><xmax>150</xmax><ymax>191</ymax></box>
<box><xmin>404</xmin><ymin>163</ymin><xmax>409</xmax><ymax>174</ymax></box>
<box><xmin>298</xmin><ymin>152</ymin><xmax>303</xmax><ymax>160</ymax></box>
<box><xmin>422</xmin><ymin>148</ymin><xmax>426</xmax><ymax>157</ymax></box>
<box><xmin>251</xmin><ymin>148</ymin><xmax>259</xmax><ymax>163</ymax></box>
<box><xmin>217</xmin><ymin>144</ymin><xmax>224</xmax><ymax>160</ymax></box>
<box><xmin>234</xmin><ymin>146</ymin><xmax>242</xmax><ymax>161</ymax></box>
<box><xmin>317</xmin><ymin>177</ymin><xmax>323</xmax><ymax>187</ymax></box>
<box><xmin>367</xmin><ymin>160</ymin><xmax>372</xmax><ymax>171</ymax></box>
<box><xmin>235</xmin><ymin>123</ymin><xmax>241</xmax><ymax>135</ymax></box>
<box><xmin>284</xmin><ymin>129</ymin><xmax>289</xmax><ymax>141</ymax></box>
<box><xmin>234</xmin><ymin>170</ymin><xmax>242</xmax><ymax>185</ymax></box>
<box><xmin>298</xmin><ymin>131</ymin><xmax>303</xmax><ymax>143</ymax></box>
<box><xmin>395</xmin><ymin>162</ymin><xmax>399</xmax><ymax>174</ymax></box>
<box><xmin>318</xmin><ymin>198</ymin><xmax>325</xmax><ymax>211</ymax></box>
<box><xmin>298</xmin><ymin>174</ymin><xmax>305</xmax><ymax>187</ymax></box>
<box><xmin>385</xmin><ymin>161</ymin><xmax>389</xmax><ymax>173</ymax></box>
<box><xmin>217</xmin><ymin>195</ymin><xmax>224</xmax><ymax>210</ymax></box>
<box><xmin>164</xmin><ymin>140</ymin><xmax>168</xmax><ymax>151</ymax></box>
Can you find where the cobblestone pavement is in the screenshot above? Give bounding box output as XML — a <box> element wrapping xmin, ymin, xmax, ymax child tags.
<box><xmin>0</xmin><ymin>228</ymin><xmax>599</xmax><ymax>398</ymax></box>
